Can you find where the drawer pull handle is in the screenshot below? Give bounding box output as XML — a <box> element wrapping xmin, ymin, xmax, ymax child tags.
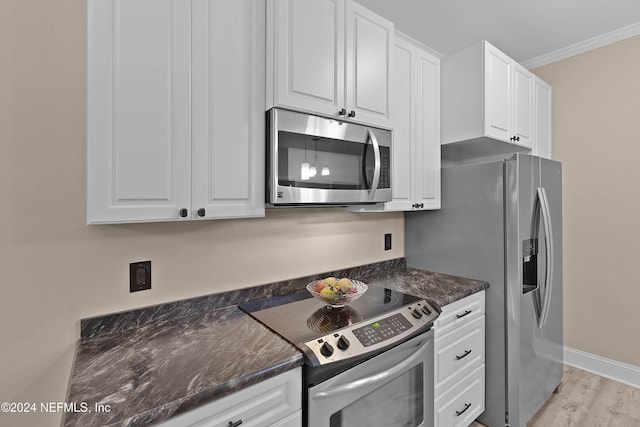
<box><xmin>455</xmin><ymin>349</ymin><xmax>472</xmax><ymax>360</ymax></box>
<box><xmin>455</xmin><ymin>402</ymin><xmax>472</xmax><ymax>417</ymax></box>
<box><xmin>456</xmin><ymin>310</ymin><xmax>472</xmax><ymax>319</ymax></box>
<box><xmin>228</xmin><ymin>420</ymin><xmax>242</xmax><ymax>427</ymax></box>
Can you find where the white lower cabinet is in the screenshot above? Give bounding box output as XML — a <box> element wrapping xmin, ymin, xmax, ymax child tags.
<box><xmin>435</xmin><ymin>364</ymin><xmax>485</xmax><ymax>427</ymax></box>
<box><xmin>433</xmin><ymin>291</ymin><xmax>486</xmax><ymax>427</ymax></box>
<box><xmin>156</xmin><ymin>368</ymin><xmax>302</xmax><ymax>427</ymax></box>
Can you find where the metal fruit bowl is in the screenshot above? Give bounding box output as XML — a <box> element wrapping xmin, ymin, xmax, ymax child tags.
<box><xmin>306</xmin><ymin>279</ymin><xmax>368</xmax><ymax>308</ymax></box>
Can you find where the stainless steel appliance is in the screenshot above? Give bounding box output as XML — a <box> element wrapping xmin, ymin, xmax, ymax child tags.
<box><xmin>405</xmin><ymin>154</ymin><xmax>563</xmax><ymax>427</ymax></box>
<box><xmin>239</xmin><ymin>284</ymin><xmax>439</xmax><ymax>426</ymax></box>
<box><xmin>267</xmin><ymin>108</ymin><xmax>392</xmax><ymax>206</ymax></box>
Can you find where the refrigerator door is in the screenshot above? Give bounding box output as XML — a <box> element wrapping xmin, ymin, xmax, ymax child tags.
<box><xmin>540</xmin><ymin>158</ymin><xmax>563</xmax><ymax>401</ymax></box>
<box><xmin>505</xmin><ymin>154</ymin><xmax>563</xmax><ymax>427</ymax></box>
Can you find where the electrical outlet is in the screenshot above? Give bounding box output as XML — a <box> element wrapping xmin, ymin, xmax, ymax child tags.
<box><xmin>384</xmin><ymin>233</ymin><xmax>392</xmax><ymax>251</ymax></box>
<box><xmin>130</xmin><ymin>261</ymin><xmax>151</xmax><ymax>292</ymax></box>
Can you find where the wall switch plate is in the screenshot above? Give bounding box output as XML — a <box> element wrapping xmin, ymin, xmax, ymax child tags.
<box><xmin>384</xmin><ymin>233</ymin><xmax>392</xmax><ymax>251</ymax></box>
<box><xmin>130</xmin><ymin>261</ymin><xmax>151</xmax><ymax>292</ymax></box>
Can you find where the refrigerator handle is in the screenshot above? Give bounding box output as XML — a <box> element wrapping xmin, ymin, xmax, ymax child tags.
<box><xmin>537</xmin><ymin>187</ymin><xmax>554</xmax><ymax>328</ymax></box>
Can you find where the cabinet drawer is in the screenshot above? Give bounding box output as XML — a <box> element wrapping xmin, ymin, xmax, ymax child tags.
<box><xmin>435</xmin><ymin>315</ymin><xmax>485</xmax><ymax>392</ymax></box>
<box><xmin>271</xmin><ymin>410</ymin><xmax>302</xmax><ymax>427</ymax></box>
<box><xmin>156</xmin><ymin>368</ymin><xmax>301</xmax><ymax>427</ymax></box>
<box><xmin>434</xmin><ymin>291</ymin><xmax>484</xmax><ymax>336</ymax></box>
<box><xmin>435</xmin><ymin>364</ymin><xmax>485</xmax><ymax>427</ymax></box>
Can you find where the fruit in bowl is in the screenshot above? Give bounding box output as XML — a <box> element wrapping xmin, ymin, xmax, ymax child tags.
<box><xmin>307</xmin><ymin>277</ymin><xmax>367</xmax><ymax>307</ymax></box>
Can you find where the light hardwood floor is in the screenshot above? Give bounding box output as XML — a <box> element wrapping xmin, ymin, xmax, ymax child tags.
<box><xmin>470</xmin><ymin>365</ymin><xmax>640</xmax><ymax>426</ymax></box>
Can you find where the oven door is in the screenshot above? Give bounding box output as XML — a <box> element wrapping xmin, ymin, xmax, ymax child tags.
<box><xmin>307</xmin><ymin>331</ymin><xmax>434</xmax><ymax>427</ymax></box>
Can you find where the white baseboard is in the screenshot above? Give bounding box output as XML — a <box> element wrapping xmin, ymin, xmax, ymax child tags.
<box><xmin>563</xmin><ymin>346</ymin><xmax>640</xmax><ymax>389</ymax></box>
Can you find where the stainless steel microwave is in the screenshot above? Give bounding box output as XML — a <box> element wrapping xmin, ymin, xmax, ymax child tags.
<box><xmin>267</xmin><ymin>108</ymin><xmax>392</xmax><ymax>206</ymax></box>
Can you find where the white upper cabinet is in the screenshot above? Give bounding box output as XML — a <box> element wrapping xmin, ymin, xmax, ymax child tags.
<box><xmin>345</xmin><ymin>2</ymin><xmax>394</xmax><ymax>128</ymax></box>
<box><xmin>442</xmin><ymin>41</ymin><xmax>535</xmax><ymax>155</ymax></box>
<box><xmin>533</xmin><ymin>76</ymin><xmax>553</xmax><ymax>159</ymax></box>
<box><xmin>87</xmin><ymin>0</ymin><xmax>265</xmax><ymax>224</ymax></box>
<box><xmin>267</xmin><ymin>0</ymin><xmax>393</xmax><ymax>129</ymax></box>
<box><xmin>267</xmin><ymin>0</ymin><xmax>345</xmax><ymax>118</ymax></box>
<box><xmin>352</xmin><ymin>33</ymin><xmax>440</xmax><ymax>212</ymax></box>
<box><xmin>414</xmin><ymin>46</ymin><xmax>442</xmax><ymax>210</ymax></box>
<box><xmin>191</xmin><ymin>0</ymin><xmax>265</xmax><ymax>220</ymax></box>
<box><xmin>512</xmin><ymin>62</ymin><xmax>534</xmax><ymax>148</ymax></box>
<box><xmin>87</xmin><ymin>0</ymin><xmax>192</xmax><ymax>223</ymax></box>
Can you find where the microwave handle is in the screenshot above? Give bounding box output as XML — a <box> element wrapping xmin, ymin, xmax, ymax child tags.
<box><xmin>367</xmin><ymin>129</ymin><xmax>381</xmax><ymax>200</ymax></box>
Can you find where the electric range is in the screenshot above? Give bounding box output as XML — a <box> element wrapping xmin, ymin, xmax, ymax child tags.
<box><xmin>239</xmin><ymin>283</ymin><xmax>440</xmax><ymax>385</ymax></box>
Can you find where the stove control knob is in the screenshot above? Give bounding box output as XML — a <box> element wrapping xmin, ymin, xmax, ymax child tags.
<box><xmin>320</xmin><ymin>342</ymin><xmax>334</xmax><ymax>357</ymax></box>
<box><xmin>337</xmin><ymin>335</ymin><xmax>350</xmax><ymax>351</ymax></box>
<box><xmin>421</xmin><ymin>305</ymin><xmax>432</xmax><ymax>315</ymax></box>
<box><xmin>412</xmin><ymin>308</ymin><xmax>423</xmax><ymax>319</ymax></box>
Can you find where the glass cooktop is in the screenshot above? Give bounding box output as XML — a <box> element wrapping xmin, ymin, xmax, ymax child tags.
<box><xmin>239</xmin><ymin>285</ymin><xmax>423</xmax><ymax>347</ymax></box>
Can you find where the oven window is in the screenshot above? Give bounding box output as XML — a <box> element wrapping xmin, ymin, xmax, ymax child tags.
<box><xmin>277</xmin><ymin>131</ymin><xmax>382</xmax><ymax>190</ymax></box>
<box><xmin>329</xmin><ymin>364</ymin><xmax>424</xmax><ymax>427</ymax></box>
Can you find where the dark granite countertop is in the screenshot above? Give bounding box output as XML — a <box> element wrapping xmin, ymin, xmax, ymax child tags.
<box><xmin>63</xmin><ymin>259</ymin><xmax>488</xmax><ymax>427</ymax></box>
<box><xmin>360</xmin><ymin>267</ymin><xmax>489</xmax><ymax>307</ymax></box>
<box><xmin>64</xmin><ymin>306</ymin><xmax>302</xmax><ymax>427</ymax></box>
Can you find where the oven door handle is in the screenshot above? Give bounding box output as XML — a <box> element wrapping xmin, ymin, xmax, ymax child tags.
<box><xmin>312</xmin><ymin>336</ymin><xmax>430</xmax><ymax>401</ymax></box>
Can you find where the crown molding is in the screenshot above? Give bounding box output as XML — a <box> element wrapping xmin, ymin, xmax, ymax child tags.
<box><xmin>523</xmin><ymin>21</ymin><xmax>640</xmax><ymax>70</ymax></box>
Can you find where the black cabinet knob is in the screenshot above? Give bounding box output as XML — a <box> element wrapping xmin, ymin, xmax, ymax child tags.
<box><xmin>179</xmin><ymin>208</ymin><xmax>188</xmax><ymax>218</ymax></box>
<box><xmin>228</xmin><ymin>420</ymin><xmax>243</xmax><ymax>427</ymax></box>
<box><xmin>348</xmin><ymin>110</ymin><xmax>356</xmax><ymax>118</ymax></box>
<box><xmin>338</xmin><ymin>108</ymin><xmax>346</xmax><ymax>116</ymax></box>
<box><xmin>197</xmin><ymin>208</ymin><xmax>205</xmax><ymax>217</ymax></box>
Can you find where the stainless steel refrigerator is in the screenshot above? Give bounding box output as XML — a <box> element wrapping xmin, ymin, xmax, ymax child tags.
<box><xmin>405</xmin><ymin>153</ymin><xmax>563</xmax><ymax>427</ymax></box>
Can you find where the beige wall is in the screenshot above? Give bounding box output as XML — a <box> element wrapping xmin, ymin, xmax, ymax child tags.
<box><xmin>0</xmin><ymin>1</ymin><xmax>404</xmax><ymax>426</ymax></box>
<box><xmin>533</xmin><ymin>35</ymin><xmax>640</xmax><ymax>368</ymax></box>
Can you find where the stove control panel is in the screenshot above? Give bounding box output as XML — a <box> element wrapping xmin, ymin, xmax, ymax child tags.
<box><xmin>304</xmin><ymin>299</ymin><xmax>438</xmax><ymax>365</ymax></box>
<box><xmin>352</xmin><ymin>313</ymin><xmax>413</xmax><ymax>347</ymax></box>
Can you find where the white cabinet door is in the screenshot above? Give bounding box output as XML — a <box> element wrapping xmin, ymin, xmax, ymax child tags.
<box><xmin>268</xmin><ymin>0</ymin><xmax>392</xmax><ymax>128</ymax></box>
<box><xmin>87</xmin><ymin>0</ymin><xmax>192</xmax><ymax>223</ymax></box>
<box><xmin>385</xmin><ymin>36</ymin><xmax>414</xmax><ymax>211</ymax></box>
<box><xmin>533</xmin><ymin>76</ymin><xmax>552</xmax><ymax>159</ymax></box>
<box><xmin>484</xmin><ymin>44</ymin><xmax>511</xmax><ymax>142</ymax></box>
<box><xmin>268</xmin><ymin>0</ymin><xmax>345</xmax><ymax>118</ymax></box>
<box><xmin>345</xmin><ymin>1</ymin><xmax>393</xmax><ymax>128</ymax></box>
<box><xmin>191</xmin><ymin>0</ymin><xmax>265</xmax><ymax>219</ymax></box>
<box><xmin>512</xmin><ymin>62</ymin><xmax>534</xmax><ymax>149</ymax></box>
<box><xmin>414</xmin><ymin>48</ymin><xmax>441</xmax><ymax>209</ymax></box>
<box><xmin>376</xmin><ymin>33</ymin><xmax>440</xmax><ymax>212</ymax></box>
<box><xmin>88</xmin><ymin>0</ymin><xmax>265</xmax><ymax>224</ymax></box>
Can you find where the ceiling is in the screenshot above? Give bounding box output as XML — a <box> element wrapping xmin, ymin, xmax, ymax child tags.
<box><xmin>357</xmin><ymin>0</ymin><xmax>640</xmax><ymax>68</ymax></box>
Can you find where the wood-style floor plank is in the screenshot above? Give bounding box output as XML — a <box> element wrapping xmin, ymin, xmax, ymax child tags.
<box><xmin>469</xmin><ymin>365</ymin><xmax>640</xmax><ymax>427</ymax></box>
